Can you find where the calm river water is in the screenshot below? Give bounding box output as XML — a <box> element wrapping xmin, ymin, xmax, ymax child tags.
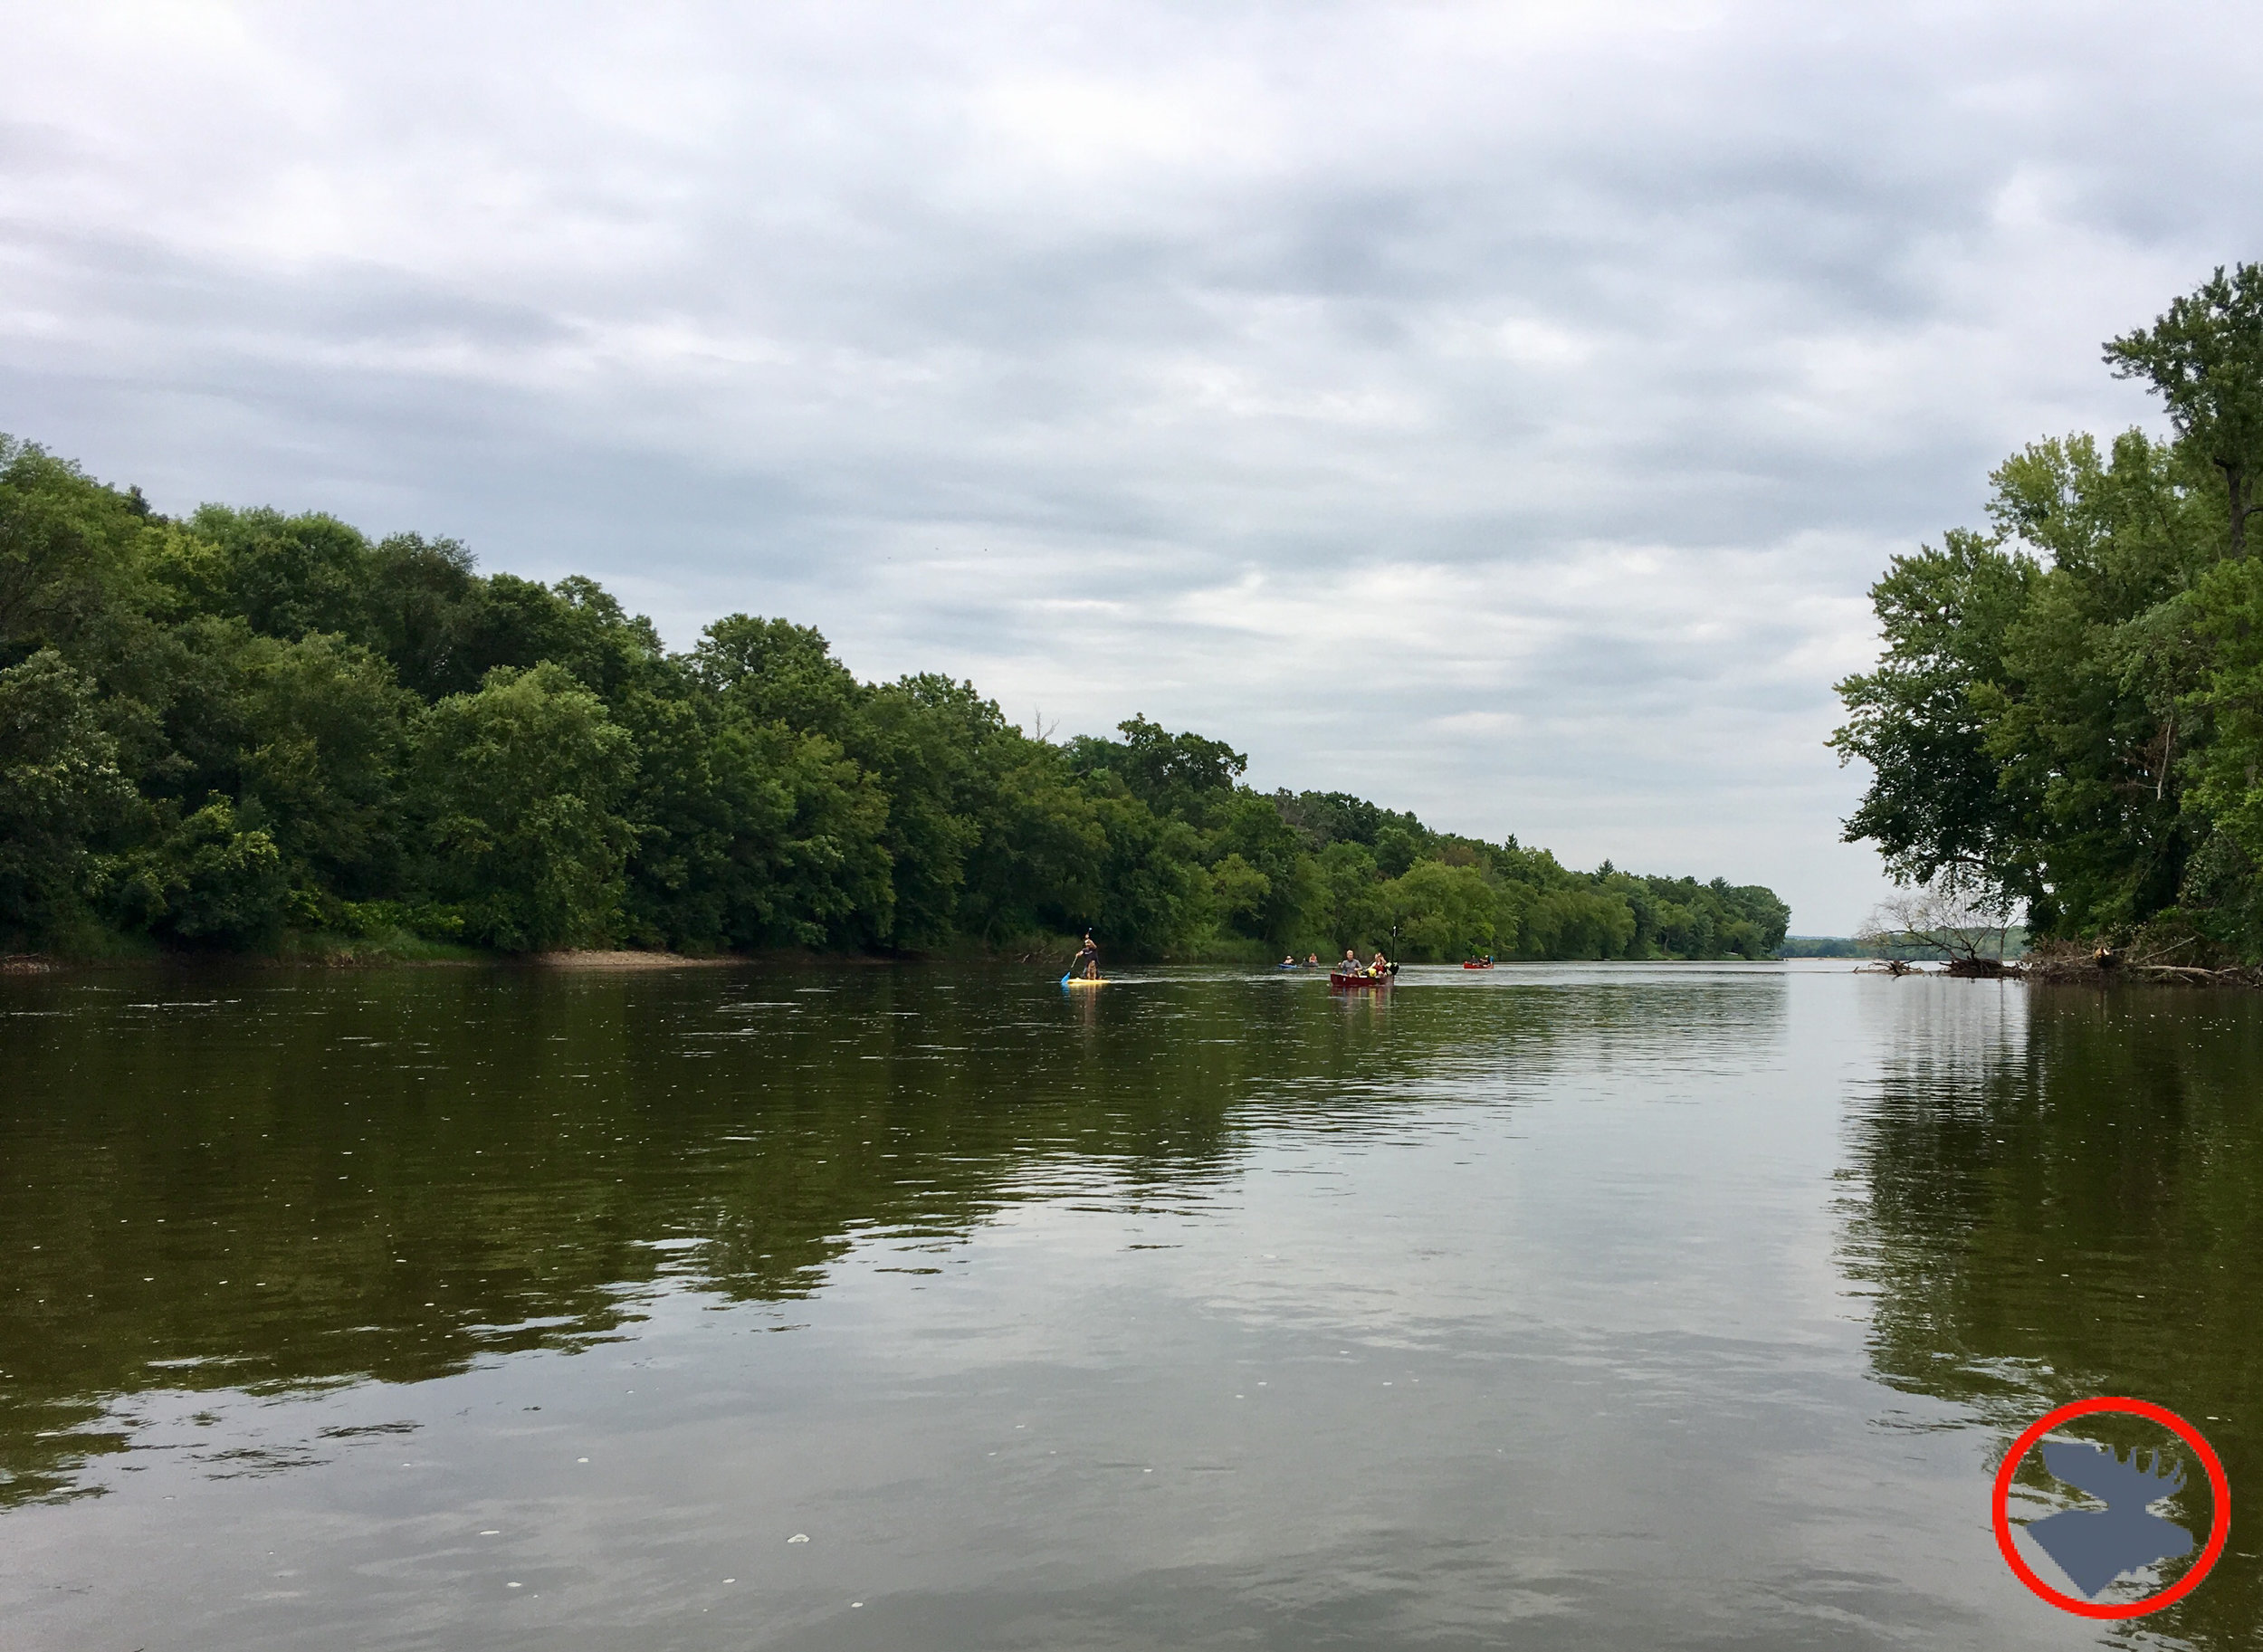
<box><xmin>1</xmin><ymin>961</ymin><xmax>2256</xmax><ymax>1649</ymax></box>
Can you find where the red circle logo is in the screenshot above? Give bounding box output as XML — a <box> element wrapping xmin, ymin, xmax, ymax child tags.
<box><xmin>1992</xmin><ymin>1397</ymin><xmax>2231</xmax><ymax>1619</ymax></box>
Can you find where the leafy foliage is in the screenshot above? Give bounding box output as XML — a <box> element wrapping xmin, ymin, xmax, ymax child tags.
<box><xmin>415</xmin><ymin>664</ymin><xmax>636</xmax><ymax>950</ymax></box>
<box><xmin>1837</xmin><ymin>264</ymin><xmax>2263</xmax><ymax>957</ymax></box>
<box><xmin>0</xmin><ymin>434</ymin><xmax>1786</xmax><ymax>960</ymax></box>
<box><xmin>0</xmin><ymin>650</ymin><xmax>135</xmax><ymax>939</ymax></box>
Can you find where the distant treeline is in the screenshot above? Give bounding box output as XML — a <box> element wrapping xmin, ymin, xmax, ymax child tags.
<box><xmin>0</xmin><ymin>437</ymin><xmax>1789</xmax><ymax>962</ymax></box>
<box><xmin>1775</xmin><ymin>932</ymin><xmax>2029</xmax><ymax>961</ymax></box>
<box><xmin>1776</xmin><ymin>937</ymin><xmax>1868</xmax><ymax>958</ymax></box>
<box><xmin>1834</xmin><ymin>264</ymin><xmax>2263</xmax><ymax>962</ymax></box>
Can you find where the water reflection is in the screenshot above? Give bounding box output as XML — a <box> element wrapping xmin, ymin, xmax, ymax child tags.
<box><xmin>1839</xmin><ymin>978</ymin><xmax>2262</xmax><ymax>1643</ymax></box>
<box><xmin>15</xmin><ymin>962</ymin><xmax>2258</xmax><ymax>1649</ymax></box>
<box><xmin>3</xmin><ymin>964</ymin><xmax>1639</xmax><ymax>1507</ymax></box>
<box><xmin>4</xmin><ymin>969</ymin><xmax>1227</xmax><ymax>1502</ymax></box>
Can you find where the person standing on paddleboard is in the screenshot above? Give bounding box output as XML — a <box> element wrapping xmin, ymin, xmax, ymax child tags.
<box><xmin>1074</xmin><ymin>932</ymin><xmax>1101</xmax><ymax>979</ymax></box>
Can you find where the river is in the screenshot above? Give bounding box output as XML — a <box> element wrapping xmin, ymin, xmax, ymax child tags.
<box><xmin>1</xmin><ymin>961</ymin><xmax>2255</xmax><ymax>1648</ymax></box>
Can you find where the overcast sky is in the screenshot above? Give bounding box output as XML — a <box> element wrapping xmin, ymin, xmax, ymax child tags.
<box><xmin>4</xmin><ymin>2</ymin><xmax>2251</xmax><ymax>931</ymax></box>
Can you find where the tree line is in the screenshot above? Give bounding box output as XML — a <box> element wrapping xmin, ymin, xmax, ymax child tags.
<box><xmin>1833</xmin><ymin>264</ymin><xmax>2263</xmax><ymax>960</ymax></box>
<box><xmin>0</xmin><ymin>436</ymin><xmax>1788</xmax><ymax>962</ymax></box>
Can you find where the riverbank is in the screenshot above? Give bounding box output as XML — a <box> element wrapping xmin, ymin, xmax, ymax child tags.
<box><xmin>0</xmin><ymin>940</ymin><xmax>735</xmax><ymax>972</ymax></box>
<box><xmin>1858</xmin><ymin>938</ymin><xmax>2263</xmax><ymax>988</ymax></box>
<box><xmin>2020</xmin><ymin>939</ymin><xmax>2263</xmax><ymax>988</ymax></box>
<box><xmin>0</xmin><ymin>930</ymin><xmax>1092</xmax><ymax>973</ymax></box>
<box><xmin>0</xmin><ymin>919</ymin><xmax>1303</xmax><ymax>973</ymax></box>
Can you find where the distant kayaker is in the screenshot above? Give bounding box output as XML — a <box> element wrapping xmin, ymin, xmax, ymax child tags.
<box><xmin>1305</xmin><ymin>953</ymin><xmax>1321</xmax><ymax>968</ymax></box>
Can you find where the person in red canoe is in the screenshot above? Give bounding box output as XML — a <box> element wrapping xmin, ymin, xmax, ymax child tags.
<box><xmin>1340</xmin><ymin>949</ymin><xmax>1361</xmax><ymax>975</ymax></box>
<box><xmin>1370</xmin><ymin>950</ymin><xmax>1390</xmax><ymax>975</ymax></box>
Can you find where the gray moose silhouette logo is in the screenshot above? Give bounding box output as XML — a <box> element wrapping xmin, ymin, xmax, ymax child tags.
<box><xmin>2025</xmin><ymin>1439</ymin><xmax>2194</xmax><ymax>1599</ymax></box>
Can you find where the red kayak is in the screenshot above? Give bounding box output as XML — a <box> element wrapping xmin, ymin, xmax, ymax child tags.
<box><xmin>1461</xmin><ymin>960</ymin><xmax>1494</xmax><ymax>969</ymax></box>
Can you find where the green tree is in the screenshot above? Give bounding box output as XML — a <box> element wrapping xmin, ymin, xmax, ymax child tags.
<box><xmin>1382</xmin><ymin>859</ymin><xmax>1500</xmax><ymax>960</ymax></box>
<box><xmin>1981</xmin><ymin>434</ymin><xmax>2215</xmax><ymax>931</ymax></box>
<box><xmin>695</xmin><ymin>615</ymin><xmax>865</xmax><ymax>743</ymax></box>
<box><xmin>1081</xmin><ymin>715</ymin><xmax>1246</xmax><ymax>831</ymax></box>
<box><xmin>1829</xmin><ymin>267</ymin><xmax>2263</xmax><ymax>954</ymax></box>
<box><xmin>956</xmin><ymin>740</ymin><xmax>1106</xmax><ymax>944</ymax></box>
<box><xmin>1274</xmin><ymin>789</ymin><xmax>1427</xmax><ymax>854</ymax></box>
<box><xmin>1314</xmin><ymin>839</ymin><xmax>1385</xmax><ymax>950</ymax></box>
<box><xmin>2105</xmin><ymin>263</ymin><xmax>2263</xmax><ymax>559</ymax></box>
<box><xmin>99</xmin><ymin>797</ymin><xmax>289</xmax><ymax>945</ymax></box>
<box><xmin>414</xmin><ymin>664</ymin><xmax>635</xmax><ymax>950</ymax></box>
<box><xmin>163</xmin><ymin>507</ymin><xmax>380</xmax><ymax>642</ymax></box>
<box><xmin>230</xmin><ymin>633</ymin><xmax>416</xmax><ymax>903</ymax></box>
<box><xmin>0</xmin><ymin>434</ymin><xmax>1791</xmax><ymax>963</ymax></box>
<box><xmin>1829</xmin><ymin>529</ymin><xmax>2039</xmax><ymax>905</ymax></box>
<box><xmin>1210</xmin><ymin>790</ymin><xmax>1314</xmax><ymax>943</ymax></box>
<box><xmin>1078</xmin><ymin>778</ymin><xmax>1207</xmax><ymax>954</ymax></box>
<box><xmin>1833</xmin><ymin>425</ymin><xmax>2230</xmax><ymax>942</ymax></box>
<box><xmin>856</xmin><ymin>675</ymin><xmax>997</xmax><ymax>950</ymax></box>
<box><xmin>2186</xmin><ymin>556</ymin><xmax>2263</xmax><ymax>905</ymax></box>
<box><xmin>618</xmin><ymin>671</ymin><xmax>893</xmax><ymax>952</ymax></box>
<box><xmin>1208</xmin><ymin>854</ymin><xmax>1272</xmax><ymax>932</ymax></box>
<box><xmin>358</xmin><ymin>532</ymin><xmax>488</xmax><ymax>701</ymax></box>
<box><xmin>0</xmin><ymin>650</ymin><xmax>136</xmax><ymax>943</ymax></box>
<box><xmin>0</xmin><ymin>435</ymin><xmax>158</xmax><ymax>669</ymax></box>
<box><xmin>1521</xmin><ymin>885</ymin><xmax>1637</xmax><ymax>960</ymax></box>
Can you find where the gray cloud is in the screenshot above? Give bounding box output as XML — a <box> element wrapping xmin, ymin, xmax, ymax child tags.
<box><xmin>3</xmin><ymin>1</ymin><xmax>2252</xmax><ymax>929</ymax></box>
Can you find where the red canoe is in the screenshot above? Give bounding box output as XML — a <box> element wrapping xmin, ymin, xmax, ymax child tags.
<box><xmin>1330</xmin><ymin>969</ymin><xmax>1394</xmax><ymax>989</ymax></box>
<box><xmin>1461</xmin><ymin>960</ymin><xmax>1494</xmax><ymax>969</ymax></box>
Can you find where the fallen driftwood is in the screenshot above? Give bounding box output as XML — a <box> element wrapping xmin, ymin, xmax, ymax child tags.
<box><xmin>1944</xmin><ymin>956</ymin><xmax>2014</xmax><ymax>978</ymax></box>
<box><xmin>2019</xmin><ymin>938</ymin><xmax>2263</xmax><ymax>988</ymax></box>
<box><xmin>1852</xmin><ymin>936</ymin><xmax>2263</xmax><ymax>987</ymax></box>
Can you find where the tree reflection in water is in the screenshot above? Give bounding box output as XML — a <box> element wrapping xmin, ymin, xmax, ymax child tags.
<box><xmin>1</xmin><ymin>962</ymin><xmax>1489</xmax><ymax>1508</ymax></box>
<box><xmin>1839</xmin><ymin>978</ymin><xmax>2260</xmax><ymax>1641</ymax></box>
